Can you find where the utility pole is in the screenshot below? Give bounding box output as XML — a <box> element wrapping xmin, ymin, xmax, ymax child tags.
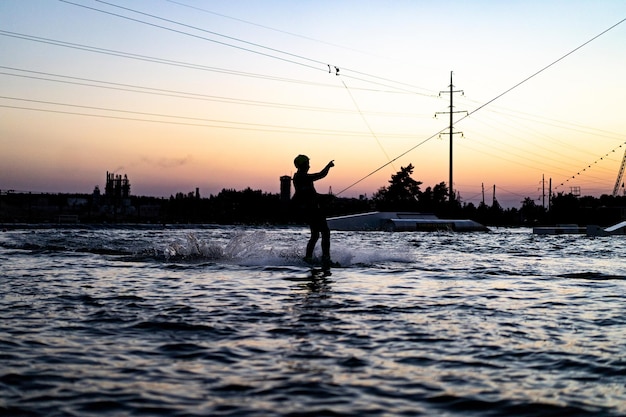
<box><xmin>542</xmin><ymin>174</ymin><xmax>546</xmax><ymax>209</ymax></box>
<box><xmin>436</xmin><ymin>71</ymin><xmax>467</xmax><ymax>204</ymax></box>
<box><xmin>481</xmin><ymin>183</ymin><xmax>485</xmax><ymax>206</ymax></box>
<box><xmin>549</xmin><ymin>177</ymin><xmax>552</xmax><ymax>211</ymax></box>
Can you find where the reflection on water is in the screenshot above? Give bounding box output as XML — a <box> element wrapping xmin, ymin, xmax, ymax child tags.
<box><xmin>0</xmin><ymin>226</ymin><xmax>624</xmax><ymax>416</ymax></box>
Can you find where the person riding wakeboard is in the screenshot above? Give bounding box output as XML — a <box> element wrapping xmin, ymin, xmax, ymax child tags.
<box><xmin>291</xmin><ymin>154</ymin><xmax>336</xmax><ymax>269</ymax></box>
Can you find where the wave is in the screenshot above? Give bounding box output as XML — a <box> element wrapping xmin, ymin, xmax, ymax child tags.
<box><xmin>133</xmin><ymin>231</ymin><xmax>415</xmax><ymax>268</ymax></box>
<box><xmin>559</xmin><ymin>271</ymin><xmax>626</xmax><ymax>280</ymax></box>
<box><xmin>0</xmin><ymin>229</ymin><xmax>415</xmax><ymax>271</ymax></box>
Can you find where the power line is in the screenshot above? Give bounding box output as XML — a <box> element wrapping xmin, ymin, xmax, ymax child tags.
<box><xmin>465</xmin><ymin>115</ymin><xmax>606</xmax><ymax>170</ymax></box>
<box><xmin>470</xmin><ymin>117</ymin><xmax>623</xmax><ymax>193</ymax></box>
<box><xmin>0</xmin><ymin>95</ymin><xmax>416</xmax><ymax>138</ymax></box>
<box><xmin>0</xmin><ymin>30</ymin><xmax>433</xmax><ymax>99</ymax></box>
<box><xmin>461</xmin><ymin>18</ymin><xmax>626</xmax><ymax>122</ymax></box>
<box><xmin>5</xmin><ymin>4</ymin><xmax>624</xmax><ymax>198</ymax></box>
<box><xmin>336</xmin><ymin>16</ymin><xmax>626</xmax><ymax>195</ymax></box>
<box><xmin>444</xmin><ymin>106</ymin><xmax>623</xmax><ymax>184</ymax></box>
<box><xmin>0</xmin><ymin>66</ymin><xmax>429</xmax><ymax>118</ymax></box>
<box><xmin>93</xmin><ymin>0</ymin><xmax>328</xmax><ymax>67</ymax></box>
<box><xmin>0</xmin><ymin>103</ymin><xmax>360</xmax><ymax>135</ymax></box>
<box><xmin>336</xmin><ymin>131</ymin><xmax>445</xmax><ymax>195</ymax></box>
<box><xmin>554</xmin><ymin>142</ymin><xmax>626</xmax><ymax>192</ymax></box>
<box><xmin>103</xmin><ymin>0</ymin><xmax>440</xmax><ymax>96</ymax></box>
<box><xmin>0</xmin><ymin>30</ymin><xmax>320</xmax><ymax>84</ymax></box>
<box><xmin>165</xmin><ymin>0</ymin><xmax>378</xmax><ymax>57</ymax></box>
<box><xmin>340</xmin><ymin>78</ymin><xmax>395</xmax><ymax>169</ymax></box>
<box><xmin>61</xmin><ymin>0</ymin><xmax>439</xmax><ymax>97</ymax></box>
<box><xmin>457</xmin><ymin>111</ymin><xmax>620</xmax><ymax>178</ymax></box>
<box><xmin>460</xmin><ymin>97</ymin><xmax>624</xmax><ymax>142</ymax></box>
<box><xmin>3</xmin><ymin>62</ymin><xmax>617</xmax><ymax>165</ymax></box>
<box><xmin>61</xmin><ymin>0</ymin><xmax>326</xmax><ymax>73</ymax></box>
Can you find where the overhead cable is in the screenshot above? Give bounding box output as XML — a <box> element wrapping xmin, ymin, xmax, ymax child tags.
<box><xmin>336</xmin><ymin>16</ymin><xmax>626</xmax><ymax>195</ymax></box>
<box><xmin>0</xmin><ymin>95</ymin><xmax>415</xmax><ymax>138</ymax></box>
<box><xmin>60</xmin><ymin>0</ymin><xmax>437</xmax><ymax>96</ymax></box>
<box><xmin>60</xmin><ymin>0</ymin><xmax>325</xmax><ymax>72</ymax></box>
<box><xmin>0</xmin><ymin>66</ymin><xmax>429</xmax><ymax>118</ymax></box>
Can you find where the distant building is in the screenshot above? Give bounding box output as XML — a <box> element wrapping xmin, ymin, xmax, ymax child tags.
<box><xmin>105</xmin><ymin>171</ymin><xmax>130</xmax><ymax>201</ymax></box>
<box><xmin>280</xmin><ymin>175</ymin><xmax>291</xmax><ymax>202</ymax></box>
<box><xmin>102</xmin><ymin>171</ymin><xmax>134</xmax><ymax>216</ymax></box>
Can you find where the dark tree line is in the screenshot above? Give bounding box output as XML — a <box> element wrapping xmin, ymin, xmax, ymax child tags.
<box><xmin>366</xmin><ymin>164</ymin><xmax>626</xmax><ymax>227</ymax></box>
<box><xmin>1</xmin><ymin>165</ymin><xmax>624</xmax><ymax>226</ymax></box>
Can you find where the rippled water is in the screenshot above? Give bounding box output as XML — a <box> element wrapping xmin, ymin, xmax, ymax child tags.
<box><xmin>1</xmin><ymin>226</ymin><xmax>625</xmax><ymax>416</ymax></box>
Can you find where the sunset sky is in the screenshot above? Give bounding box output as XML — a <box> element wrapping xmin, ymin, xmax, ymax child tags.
<box><xmin>2</xmin><ymin>0</ymin><xmax>625</xmax><ymax>207</ymax></box>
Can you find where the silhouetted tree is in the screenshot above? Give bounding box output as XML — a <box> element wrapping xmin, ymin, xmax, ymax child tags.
<box><xmin>418</xmin><ymin>181</ymin><xmax>448</xmax><ymax>213</ymax></box>
<box><xmin>520</xmin><ymin>197</ymin><xmax>546</xmax><ymax>224</ymax></box>
<box><xmin>549</xmin><ymin>192</ymin><xmax>580</xmax><ymax>224</ymax></box>
<box><xmin>372</xmin><ymin>164</ymin><xmax>422</xmax><ymax>211</ymax></box>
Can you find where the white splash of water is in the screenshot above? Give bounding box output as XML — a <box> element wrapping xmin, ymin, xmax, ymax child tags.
<box><xmin>162</xmin><ymin>230</ymin><xmax>414</xmax><ymax>267</ymax></box>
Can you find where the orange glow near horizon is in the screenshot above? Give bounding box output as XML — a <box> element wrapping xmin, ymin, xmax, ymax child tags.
<box><xmin>1</xmin><ymin>1</ymin><xmax>625</xmax><ymax>207</ymax></box>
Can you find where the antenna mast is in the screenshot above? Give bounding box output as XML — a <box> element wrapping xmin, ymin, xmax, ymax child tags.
<box><xmin>437</xmin><ymin>71</ymin><xmax>467</xmax><ymax>203</ymax></box>
<box><xmin>612</xmin><ymin>147</ymin><xmax>626</xmax><ymax>196</ymax></box>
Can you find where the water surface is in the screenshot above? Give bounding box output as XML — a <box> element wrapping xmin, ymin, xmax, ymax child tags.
<box><xmin>1</xmin><ymin>226</ymin><xmax>624</xmax><ymax>416</ymax></box>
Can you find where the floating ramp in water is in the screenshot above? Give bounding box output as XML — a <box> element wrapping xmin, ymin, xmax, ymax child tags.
<box><xmin>326</xmin><ymin>211</ymin><xmax>488</xmax><ymax>232</ymax></box>
<box><xmin>533</xmin><ymin>224</ymin><xmax>587</xmax><ymax>235</ymax></box>
<box><xmin>534</xmin><ymin>221</ymin><xmax>626</xmax><ymax>236</ymax></box>
<box><xmin>586</xmin><ymin>220</ymin><xmax>626</xmax><ymax>236</ymax></box>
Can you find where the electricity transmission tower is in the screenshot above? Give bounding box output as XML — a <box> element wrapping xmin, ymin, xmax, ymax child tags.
<box><xmin>436</xmin><ymin>72</ymin><xmax>467</xmax><ymax>204</ymax></box>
